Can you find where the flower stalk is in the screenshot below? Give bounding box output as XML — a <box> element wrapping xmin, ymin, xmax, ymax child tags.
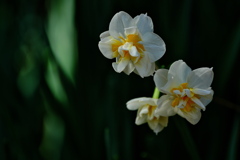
<box><xmin>152</xmin><ymin>87</ymin><xmax>160</xmax><ymax>99</ymax></box>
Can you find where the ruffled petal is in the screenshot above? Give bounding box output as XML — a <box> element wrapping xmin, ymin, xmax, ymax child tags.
<box><xmin>139</xmin><ymin>107</ymin><xmax>148</xmax><ymax>117</ymax></box>
<box><xmin>191</xmin><ymin>97</ymin><xmax>206</xmax><ymax>110</ymax></box>
<box><xmin>109</xmin><ymin>11</ymin><xmax>133</xmax><ymax>39</ymax></box>
<box><xmin>155</xmin><ymin>95</ymin><xmax>176</xmax><ymax>117</ymax></box>
<box><xmin>129</xmin><ymin>46</ymin><xmax>140</xmax><ymax>57</ymax></box>
<box><xmin>141</xmin><ymin>32</ymin><xmax>166</xmax><ymax>62</ymax></box>
<box><xmin>133</xmin><ymin>13</ymin><xmax>153</xmax><ymax>35</ymax></box>
<box><xmin>126</xmin><ymin>97</ymin><xmax>156</xmax><ymax>110</ymax></box>
<box><xmin>123</xmin><ymin>61</ymin><xmax>135</xmax><ymax>75</ymax></box>
<box><xmin>152</xmin><ymin>124</ymin><xmax>164</xmax><ymax>135</ymax></box>
<box><xmin>188</xmin><ymin>68</ymin><xmax>214</xmax><ymax>89</ymax></box>
<box><xmin>134</xmin><ymin>54</ymin><xmax>152</xmax><ymax>78</ymax></box>
<box><xmin>118</xmin><ymin>43</ymin><xmax>131</xmax><ymax>57</ymax></box>
<box><xmin>192</xmin><ymin>88</ymin><xmax>212</xmax><ymax>95</ymax></box>
<box><xmin>135</xmin><ymin>115</ymin><xmax>147</xmax><ymax>125</ymax></box>
<box><xmin>148</xmin><ymin>117</ymin><xmax>168</xmax><ymax>134</ymax></box>
<box><xmin>100</xmin><ymin>31</ymin><xmax>110</xmax><ymax>40</ymax></box>
<box><xmin>112</xmin><ymin>57</ymin><xmax>129</xmax><ymax>73</ymax></box>
<box><xmin>148</xmin><ymin>119</ymin><xmax>159</xmax><ymax>131</ymax></box>
<box><xmin>124</xmin><ymin>27</ymin><xmax>138</xmax><ymax>35</ymax></box>
<box><xmin>185</xmin><ymin>89</ymin><xmax>194</xmax><ymax>97</ymax></box>
<box><xmin>158</xmin><ymin>116</ymin><xmax>168</xmax><ymax>127</ymax></box>
<box><xmin>160</xmin><ymin>60</ymin><xmax>192</xmax><ymax>94</ymax></box>
<box><xmin>148</xmin><ymin>63</ymin><xmax>155</xmax><ymax>76</ymax></box>
<box><xmin>168</xmin><ymin>60</ymin><xmax>192</xmax><ymax>85</ymax></box>
<box><xmin>154</xmin><ymin>69</ymin><xmax>168</xmax><ymax>91</ymax></box>
<box><xmin>198</xmin><ymin>90</ymin><xmax>214</xmax><ymax>107</ymax></box>
<box><xmin>177</xmin><ymin>109</ymin><xmax>202</xmax><ymax>125</ymax></box>
<box><xmin>98</xmin><ymin>37</ymin><xmax>114</xmax><ymax>59</ymax></box>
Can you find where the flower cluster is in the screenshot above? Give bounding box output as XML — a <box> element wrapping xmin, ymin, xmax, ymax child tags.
<box><xmin>99</xmin><ymin>11</ymin><xmax>214</xmax><ymax>134</ymax></box>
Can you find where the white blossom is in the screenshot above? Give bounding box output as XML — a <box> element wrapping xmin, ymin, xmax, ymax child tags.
<box><xmin>127</xmin><ymin>97</ymin><xmax>168</xmax><ymax>134</ymax></box>
<box><xmin>154</xmin><ymin>60</ymin><xmax>214</xmax><ymax>124</ymax></box>
<box><xmin>98</xmin><ymin>11</ymin><xmax>166</xmax><ymax>77</ymax></box>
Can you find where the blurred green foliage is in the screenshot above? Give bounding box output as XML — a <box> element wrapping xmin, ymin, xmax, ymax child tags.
<box><xmin>0</xmin><ymin>0</ymin><xmax>240</xmax><ymax>159</ymax></box>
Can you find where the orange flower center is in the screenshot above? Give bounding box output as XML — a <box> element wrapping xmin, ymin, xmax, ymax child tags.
<box><xmin>111</xmin><ymin>34</ymin><xmax>145</xmax><ymax>63</ymax></box>
<box><xmin>171</xmin><ymin>83</ymin><xmax>198</xmax><ymax>112</ymax></box>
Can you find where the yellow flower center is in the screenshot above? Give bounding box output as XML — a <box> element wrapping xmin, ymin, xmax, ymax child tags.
<box><xmin>111</xmin><ymin>34</ymin><xmax>145</xmax><ymax>63</ymax></box>
<box><xmin>171</xmin><ymin>83</ymin><xmax>198</xmax><ymax>112</ymax></box>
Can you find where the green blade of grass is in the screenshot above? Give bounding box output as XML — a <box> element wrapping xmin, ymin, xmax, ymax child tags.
<box><xmin>227</xmin><ymin>113</ymin><xmax>240</xmax><ymax>160</ymax></box>
<box><xmin>174</xmin><ymin>117</ymin><xmax>201</xmax><ymax>160</ymax></box>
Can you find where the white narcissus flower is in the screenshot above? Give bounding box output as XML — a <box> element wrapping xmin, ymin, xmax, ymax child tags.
<box><xmin>98</xmin><ymin>11</ymin><xmax>166</xmax><ymax>78</ymax></box>
<box><xmin>153</xmin><ymin>60</ymin><xmax>214</xmax><ymax>125</ymax></box>
<box><xmin>127</xmin><ymin>97</ymin><xmax>168</xmax><ymax>134</ymax></box>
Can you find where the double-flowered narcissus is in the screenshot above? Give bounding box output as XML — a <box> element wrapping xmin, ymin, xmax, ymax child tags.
<box><xmin>154</xmin><ymin>60</ymin><xmax>214</xmax><ymax>124</ymax></box>
<box><xmin>98</xmin><ymin>11</ymin><xmax>166</xmax><ymax>78</ymax></box>
<box><xmin>127</xmin><ymin>97</ymin><xmax>168</xmax><ymax>134</ymax></box>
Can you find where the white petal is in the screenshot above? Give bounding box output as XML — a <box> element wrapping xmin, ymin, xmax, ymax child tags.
<box><xmin>148</xmin><ymin>119</ymin><xmax>159</xmax><ymax>131</ymax></box>
<box><xmin>118</xmin><ymin>43</ymin><xmax>131</xmax><ymax>56</ymax></box>
<box><xmin>160</xmin><ymin>81</ymin><xmax>176</xmax><ymax>94</ymax></box>
<box><xmin>98</xmin><ymin>43</ymin><xmax>113</xmax><ymax>59</ymax></box>
<box><xmin>100</xmin><ymin>31</ymin><xmax>110</xmax><ymax>40</ymax></box>
<box><xmin>188</xmin><ymin>68</ymin><xmax>214</xmax><ymax>89</ymax></box>
<box><xmin>126</xmin><ymin>97</ymin><xmax>156</xmax><ymax>110</ymax></box>
<box><xmin>158</xmin><ymin>116</ymin><xmax>168</xmax><ymax>127</ymax></box>
<box><xmin>112</xmin><ymin>57</ymin><xmax>129</xmax><ymax>73</ymax></box>
<box><xmin>154</xmin><ymin>69</ymin><xmax>168</xmax><ymax>91</ymax></box>
<box><xmin>122</xmin><ymin>43</ymin><xmax>131</xmax><ymax>50</ymax></box>
<box><xmin>135</xmin><ymin>54</ymin><xmax>151</xmax><ymax>78</ymax></box>
<box><xmin>139</xmin><ymin>97</ymin><xmax>157</xmax><ymax>106</ymax></box>
<box><xmin>133</xmin><ymin>13</ymin><xmax>153</xmax><ymax>34</ymax></box>
<box><xmin>155</xmin><ymin>95</ymin><xmax>176</xmax><ymax>116</ymax></box>
<box><xmin>154</xmin><ymin>69</ymin><xmax>174</xmax><ymax>94</ymax></box>
<box><xmin>191</xmin><ymin>97</ymin><xmax>206</xmax><ymax>110</ymax></box>
<box><xmin>139</xmin><ymin>106</ymin><xmax>149</xmax><ymax>116</ymax></box>
<box><xmin>123</xmin><ymin>61</ymin><xmax>135</xmax><ymax>75</ymax></box>
<box><xmin>112</xmin><ymin>62</ymin><xmax>118</xmax><ymax>72</ymax></box>
<box><xmin>192</xmin><ymin>88</ymin><xmax>212</xmax><ymax>95</ymax></box>
<box><xmin>176</xmin><ymin>99</ymin><xmax>185</xmax><ymax>108</ymax></box>
<box><xmin>131</xmin><ymin>55</ymin><xmax>140</xmax><ymax>64</ymax></box>
<box><xmin>141</xmin><ymin>32</ymin><xmax>166</xmax><ymax>62</ymax></box>
<box><xmin>149</xmin><ymin>63</ymin><xmax>156</xmax><ymax>76</ymax></box>
<box><xmin>125</xmin><ymin>27</ymin><xmax>138</xmax><ymax>35</ymax></box>
<box><xmin>173</xmin><ymin>90</ymin><xmax>181</xmax><ymax>95</ymax></box>
<box><xmin>199</xmin><ymin>90</ymin><xmax>214</xmax><ymax>107</ymax></box>
<box><xmin>126</xmin><ymin>99</ymin><xmax>142</xmax><ymax>110</ymax></box>
<box><xmin>168</xmin><ymin>60</ymin><xmax>192</xmax><ymax>85</ymax></box>
<box><xmin>178</xmin><ymin>109</ymin><xmax>202</xmax><ymax>125</ymax></box>
<box><xmin>129</xmin><ymin>46</ymin><xmax>140</xmax><ymax>57</ymax></box>
<box><xmin>185</xmin><ymin>110</ymin><xmax>202</xmax><ymax>125</ymax></box>
<box><xmin>185</xmin><ymin>89</ymin><xmax>194</xmax><ymax>97</ymax></box>
<box><xmin>148</xmin><ymin>63</ymin><xmax>155</xmax><ymax>76</ymax></box>
<box><xmin>109</xmin><ymin>11</ymin><xmax>133</xmax><ymax>39</ymax></box>
<box><xmin>152</xmin><ymin>125</ymin><xmax>164</xmax><ymax>135</ymax></box>
<box><xmin>160</xmin><ymin>60</ymin><xmax>192</xmax><ymax>94</ymax></box>
<box><xmin>135</xmin><ymin>115</ymin><xmax>147</xmax><ymax>125</ymax></box>
<box><xmin>149</xmin><ymin>117</ymin><xmax>168</xmax><ymax>134</ymax></box>
<box><xmin>133</xmin><ymin>68</ymin><xmax>139</xmax><ymax>75</ymax></box>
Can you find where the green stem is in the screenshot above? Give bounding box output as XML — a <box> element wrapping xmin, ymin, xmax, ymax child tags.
<box><xmin>152</xmin><ymin>87</ymin><xmax>160</xmax><ymax>99</ymax></box>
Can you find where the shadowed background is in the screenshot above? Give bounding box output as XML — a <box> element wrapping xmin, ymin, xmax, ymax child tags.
<box><xmin>0</xmin><ymin>0</ymin><xmax>240</xmax><ymax>159</ymax></box>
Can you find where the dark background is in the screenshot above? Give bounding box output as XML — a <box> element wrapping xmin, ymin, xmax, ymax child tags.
<box><xmin>0</xmin><ymin>0</ymin><xmax>240</xmax><ymax>159</ymax></box>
